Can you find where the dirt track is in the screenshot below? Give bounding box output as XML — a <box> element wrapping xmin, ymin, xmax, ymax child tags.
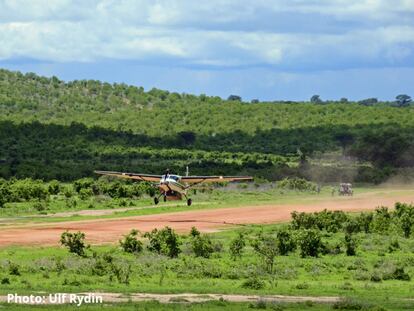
<box><xmin>0</xmin><ymin>292</ymin><xmax>340</xmax><ymax>304</ymax></box>
<box><xmin>0</xmin><ymin>192</ymin><xmax>413</xmax><ymax>247</ymax></box>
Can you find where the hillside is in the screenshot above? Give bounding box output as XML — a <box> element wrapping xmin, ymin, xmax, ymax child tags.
<box><xmin>0</xmin><ymin>68</ymin><xmax>413</xmax><ymax>181</ymax></box>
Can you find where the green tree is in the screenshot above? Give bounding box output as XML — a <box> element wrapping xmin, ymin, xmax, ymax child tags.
<box><xmin>119</xmin><ymin>229</ymin><xmax>143</xmax><ymax>253</ymax></box>
<box><xmin>229</xmin><ymin>232</ymin><xmax>246</xmax><ymax>260</ymax></box>
<box><xmin>395</xmin><ymin>94</ymin><xmax>412</xmax><ymax>107</ymax></box>
<box><xmin>344</xmin><ymin>233</ymin><xmax>357</xmax><ymax>256</ymax></box>
<box><xmin>144</xmin><ymin>227</ymin><xmax>181</xmax><ymax>258</ymax></box>
<box><xmin>296</xmin><ymin>229</ymin><xmax>324</xmax><ymax>257</ymax></box>
<box><xmin>191</xmin><ymin>234</ymin><xmax>214</xmax><ymax>258</ymax></box>
<box><xmin>251</xmin><ymin>232</ymin><xmax>279</xmax><ymax>273</ymax></box>
<box><xmin>60</xmin><ymin>231</ymin><xmax>88</xmax><ymax>257</ymax></box>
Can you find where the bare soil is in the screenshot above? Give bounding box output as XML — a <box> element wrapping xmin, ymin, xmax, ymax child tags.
<box><xmin>0</xmin><ymin>192</ymin><xmax>412</xmax><ymax>247</ymax></box>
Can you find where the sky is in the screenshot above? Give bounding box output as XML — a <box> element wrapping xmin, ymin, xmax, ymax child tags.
<box><xmin>0</xmin><ymin>0</ymin><xmax>413</xmax><ymax>101</ymax></box>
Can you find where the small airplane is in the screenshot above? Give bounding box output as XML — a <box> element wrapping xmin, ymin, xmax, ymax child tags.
<box><xmin>94</xmin><ymin>168</ymin><xmax>253</xmax><ymax>206</ymax></box>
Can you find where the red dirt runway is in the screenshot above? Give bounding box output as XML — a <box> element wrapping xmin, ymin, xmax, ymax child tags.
<box><xmin>0</xmin><ymin>193</ymin><xmax>413</xmax><ymax>247</ymax></box>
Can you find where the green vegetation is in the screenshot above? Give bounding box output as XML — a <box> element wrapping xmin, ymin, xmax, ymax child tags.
<box><xmin>1</xmin><ymin>206</ymin><xmax>414</xmax><ymax>310</ymax></box>
<box><xmin>0</xmin><ymin>69</ymin><xmax>413</xmax><ymax>182</ymax></box>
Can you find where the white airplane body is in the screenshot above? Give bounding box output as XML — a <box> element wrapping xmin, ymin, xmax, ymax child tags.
<box><xmin>94</xmin><ymin>170</ymin><xmax>252</xmax><ymax>206</ymax></box>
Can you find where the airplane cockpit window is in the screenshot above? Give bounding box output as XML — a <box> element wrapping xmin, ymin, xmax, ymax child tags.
<box><xmin>169</xmin><ymin>175</ymin><xmax>179</xmax><ymax>181</ymax></box>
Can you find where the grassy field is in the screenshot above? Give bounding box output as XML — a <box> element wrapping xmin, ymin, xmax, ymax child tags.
<box><xmin>1</xmin><ymin>214</ymin><xmax>414</xmax><ymax>310</ymax></box>
<box><xmin>1</xmin><ymin>185</ymin><xmax>413</xmax><ymax>310</ymax></box>
<box><xmin>0</xmin><ymin>301</ymin><xmax>337</xmax><ymax>311</ymax></box>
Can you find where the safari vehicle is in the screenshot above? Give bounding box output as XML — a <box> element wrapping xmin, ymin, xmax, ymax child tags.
<box><xmin>338</xmin><ymin>183</ymin><xmax>353</xmax><ymax>196</ymax></box>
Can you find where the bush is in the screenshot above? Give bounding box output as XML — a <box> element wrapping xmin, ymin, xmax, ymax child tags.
<box><xmin>9</xmin><ymin>178</ymin><xmax>48</xmax><ymax>201</ymax></box>
<box><xmin>276</xmin><ymin>229</ymin><xmax>296</xmax><ymax>255</ymax></box>
<box><xmin>229</xmin><ymin>232</ymin><xmax>246</xmax><ymax>260</ymax></box>
<box><xmin>1</xmin><ymin>277</ymin><xmax>10</xmax><ymax>284</ymax></box>
<box><xmin>47</xmin><ymin>180</ymin><xmax>61</xmax><ymax>195</ymax></box>
<box><xmin>278</xmin><ymin>177</ymin><xmax>317</xmax><ymax>192</ymax></box>
<box><xmin>73</xmin><ymin>178</ymin><xmax>94</xmax><ymax>193</ymax></box>
<box><xmin>190</xmin><ymin>226</ymin><xmax>200</xmax><ymax>237</ymax></box>
<box><xmin>290</xmin><ymin>209</ymin><xmax>348</xmax><ymax>232</ymax></box>
<box><xmin>192</xmin><ymin>234</ymin><xmax>214</xmax><ymax>258</ymax></box>
<box><xmin>332</xmin><ymin>298</ymin><xmax>367</xmax><ymax>310</ymax></box>
<box><xmin>370</xmin><ymin>272</ymin><xmax>382</xmax><ymax>283</ymax></box>
<box><xmin>372</xmin><ymin>207</ymin><xmax>391</xmax><ymax>233</ymax></box>
<box><xmin>144</xmin><ymin>226</ymin><xmax>181</xmax><ymax>258</ymax></box>
<box><xmin>355</xmin><ymin>212</ymin><xmax>373</xmax><ymax>233</ymax></box>
<box><xmin>390</xmin><ymin>267</ymin><xmax>410</xmax><ymax>281</ymax></box>
<box><xmin>295</xmin><ymin>282</ymin><xmax>309</xmax><ymax>289</ymax></box>
<box><xmin>394</xmin><ymin>202</ymin><xmax>414</xmax><ymax>238</ymax></box>
<box><xmin>344</xmin><ymin>233</ymin><xmax>357</xmax><ymax>256</ymax></box>
<box><xmin>119</xmin><ymin>229</ymin><xmax>143</xmax><ymax>254</ymax></box>
<box><xmin>242</xmin><ymin>276</ymin><xmax>265</xmax><ymax>290</ymax></box>
<box><xmin>33</xmin><ymin>201</ymin><xmax>48</xmax><ymax>212</ymax></box>
<box><xmin>9</xmin><ymin>263</ymin><xmax>20</xmax><ymax>276</ymax></box>
<box><xmin>60</xmin><ymin>231</ymin><xmax>88</xmax><ymax>257</ymax></box>
<box><xmin>79</xmin><ymin>188</ymin><xmax>93</xmax><ymax>200</ymax></box>
<box><xmin>296</xmin><ymin>229</ymin><xmax>324</xmax><ymax>257</ymax></box>
<box><xmin>65</xmin><ymin>197</ymin><xmax>77</xmax><ymax>208</ymax></box>
<box><xmin>251</xmin><ymin>232</ymin><xmax>279</xmax><ymax>273</ymax></box>
<box><xmin>110</xmin><ymin>261</ymin><xmax>132</xmax><ymax>284</ymax></box>
<box><xmin>63</xmin><ymin>186</ymin><xmax>74</xmax><ymax>198</ymax></box>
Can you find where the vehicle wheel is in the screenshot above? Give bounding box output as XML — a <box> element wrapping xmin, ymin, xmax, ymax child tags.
<box><xmin>187</xmin><ymin>198</ymin><xmax>192</xmax><ymax>206</ymax></box>
<box><xmin>154</xmin><ymin>197</ymin><xmax>159</xmax><ymax>205</ymax></box>
<box><xmin>163</xmin><ymin>196</ymin><xmax>167</xmax><ymax>202</ymax></box>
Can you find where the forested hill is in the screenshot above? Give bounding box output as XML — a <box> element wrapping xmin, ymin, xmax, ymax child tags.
<box><xmin>0</xmin><ymin>68</ymin><xmax>413</xmax><ymax>182</ymax></box>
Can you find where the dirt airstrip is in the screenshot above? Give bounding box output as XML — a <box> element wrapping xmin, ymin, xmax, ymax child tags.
<box><xmin>0</xmin><ymin>192</ymin><xmax>413</xmax><ymax>247</ymax></box>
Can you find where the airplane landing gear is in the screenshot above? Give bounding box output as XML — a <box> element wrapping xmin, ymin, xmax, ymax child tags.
<box><xmin>187</xmin><ymin>198</ymin><xmax>192</xmax><ymax>206</ymax></box>
<box><xmin>154</xmin><ymin>197</ymin><xmax>159</xmax><ymax>205</ymax></box>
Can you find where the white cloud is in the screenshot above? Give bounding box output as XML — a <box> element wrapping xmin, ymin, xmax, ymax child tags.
<box><xmin>0</xmin><ymin>0</ymin><xmax>413</xmax><ymax>69</ymax></box>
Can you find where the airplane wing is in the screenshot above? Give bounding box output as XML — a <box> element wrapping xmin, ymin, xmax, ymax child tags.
<box><xmin>181</xmin><ymin>175</ymin><xmax>253</xmax><ymax>184</ymax></box>
<box><xmin>94</xmin><ymin>170</ymin><xmax>161</xmax><ymax>182</ymax></box>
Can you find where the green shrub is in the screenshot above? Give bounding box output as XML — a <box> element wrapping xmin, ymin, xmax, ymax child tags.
<box><xmin>344</xmin><ymin>233</ymin><xmax>357</xmax><ymax>256</ymax></box>
<box><xmin>191</xmin><ymin>234</ymin><xmax>214</xmax><ymax>258</ymax></box>
<box><xmin>119</xmin><ymin>229</ymin><xmax>143</xmax><ymax>254</ymax></box>
<box><xmin>47</xmin><ymin>180</ymin><xmax>61</xmax><ymax>195</ymax></box>
<box><xmin>296</xmin><ymin>229</ymin><xmax>324</xmax><ymax>257</ymax></box>
<box><xmin>276</xmin><ymin>229</ymin><xmax>296</xmax><ymax>255</ymax></box>
<box><xmin>1</xmin><ymin>277</ymin><xmax>10</xmax><ymax>284</ymax></box>
<box><xmin>278</xmin><ymin>177</ymin><xmax>316</xmax><ymax>192</ymax></box>
<box><xmin>370</xmin><ymin>272</ymin><xmax>382</xmax><ymax>283</ymax></box>
<box><xmin>79</xmin><ymin>188</ymin><xmax>93</xmax><ymax>200</ymax></box>
<box><xmin>63</xmin><ymin>186</ymin><xmax>74</xmax><ymax>198</ymax></box>
<box><xmin>394</xmin><ymin>202</ymin><xmax>414</xmax><ymax>238</ymax></box>
<box><xmin>73</xmin><ymin>178</ymin><xmax>94</xmax><ymax>193</ymax></box>
<box><xmin>290</xmin><ymin>209</ymin><xmax>348</xmax><ymax>232</ymax></box>
<box><xmin>332</xmin><ymin>298</ymin><xmax>366</xmax><ymax>310</ymax></box>
<box><xmin>60</xmin><ymin>231</ymin><xmax>88</xmax><ymax>257</ymax></box>
<box><xmin>33</xmin><ymin>201</ymin><xmax>48</xmax><ymax>212</ymax></box>
<box><xmin>372</xmin><ymin>207</ymin><xmax>391</xmax><ymax>233</ymax></box>
<box><xmin>355</xmin><ymin>212</ymin><xmax>373</xmax><ymax>233</ymax></box>
<box><xmin>242</xmin><ymin>276</ymin><xmax>265</xmax><ymax>290</ymax></box>
<box><xmin>144</xmin><ymin>226</ymin><xmax>181</xmax><ymax>258</ymax></box>
<box><xmin>229</xmin><ymin>232</ymin><xmax>246</xmax><ymax>260</ymax></box>
<box><xmin>390</xmin><ymin>267</ymin><xmax>410</xmax><ymax>281</ymax></box>
<box><xmin>110</xmin><ymin>261</ymin><xmax>132</xmax><ymax>284</ymax></box>
<box><xmin>65</xmin><ymin>197</ymin><xmax>77</xmax><ymax>208</ymax></box>
<box><xmin>295</xmin><ymin>282</ymin><xmax>309</xmax><ymax>289</ymax></box>
<box><xmin>190</xmin><ymin>226</ymin><xmax>200</xmax><ymax>237</ymax></box>
<box><xmin>388</xmin><ymin>239</ymin><xmax>400</xmax><ymax>253</ymax></box>
<box><xmin>251</xmin><ymin>232</ymin><xmax>279</xmax><ymax>273</ymax></box>
<box><xmin>9</xmin><ymin>263</ymin><xmax>20</xmax><ymax>276</ymax></box>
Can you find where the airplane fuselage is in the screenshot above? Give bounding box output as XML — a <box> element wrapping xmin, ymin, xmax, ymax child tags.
<box><xmin>158</xmin><ymin>175</ymin><xmax>186</xmax><ymax>200</ymax></box>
